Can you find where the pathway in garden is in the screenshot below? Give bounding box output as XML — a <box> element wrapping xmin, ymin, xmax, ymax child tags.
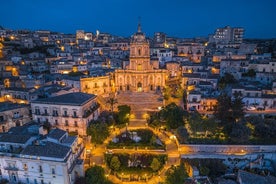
<box><xmin>90</xmin><ymin>91</ymin><xmax>180</xmax><ymax>183</ymax></box>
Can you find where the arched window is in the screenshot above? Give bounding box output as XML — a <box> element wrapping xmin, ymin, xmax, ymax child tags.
<box><xmin>138</xmin><ymin>49</ymin><xmax>141</xmax><ymax>56</ymax></box>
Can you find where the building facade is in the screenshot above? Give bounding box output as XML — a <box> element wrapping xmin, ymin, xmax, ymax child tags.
<box><xmin>0</xmin><ymin>102</ymin><xmax>31</xmax><ymax>133</ymax></box>
<box><xmin>0</xmin><ymin>125</ymin><xmax>84</xmax><ymax>184</ymax></box>
<box><xmin>114</xmin><ymin>23</ymin><xmax>168</xmax><ymax>92</ymax></box>
<box><xmin>31</xmin><ymin>92</ymin><xmax>99</xmax><ymax>136</ymax></box>
<box><xmin>209</xmin><ymin>26</ymin><xmax>244</xmax><ymax>44</ymax></box>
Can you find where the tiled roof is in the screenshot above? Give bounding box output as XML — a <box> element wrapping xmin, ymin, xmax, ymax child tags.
<box><xmin>21</xmin><ymin>141</ymin><xmax>71</xmax><ymax>159</ymax></box>
<box><xmin>32</xmin><ymin>92</ymin><xmax>96</xmax><ymax>106</ymax></box>
<box><xmin>47</xmin><ymin>128</ymin><xmax>67</xmax><ymax>141</ymax></box>
<box><xmin>0</xmin><ymin>102</ymin><xmax>29</xmax><ymax>112</ymax></box>
<box><xmin>62</xmin><ymin>136</ymin><xmax>77</xmax><ymax>145</ymax></box>
<box><xmin>8</xmin><ymin>122</ymin><xmax>40</xmax><ymax>135</ymax></box>
<box><xmin>0</xmin><ymin>134</ymin><xmax>33</xmax><ymax>144</ymax></box>
<box><xmin>238</xmin><ymin>170</ymin><xmax>276</xmax><ymax>184</ymax></box>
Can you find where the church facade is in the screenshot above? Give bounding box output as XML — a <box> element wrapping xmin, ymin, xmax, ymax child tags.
<box><xmin>80</xmin><ymin>23</ymin><xmax>168</xmax><ymax>95</ymax></box>
<box><xmin>114</xmin><ymin>23</ymin><xmax>168</xmax><ymax>92</ymax></box>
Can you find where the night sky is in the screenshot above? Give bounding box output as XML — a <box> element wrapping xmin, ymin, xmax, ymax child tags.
<box><xmin>1</xmin><ymin>0</ymin><xmax>275</xmax><ymax>38</ymax></box>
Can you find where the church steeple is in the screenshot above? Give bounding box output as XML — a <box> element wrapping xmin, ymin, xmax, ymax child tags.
<box><xmin>137</xmin><ymin>17</ymin><xmax>141</xmax><ymax>33</ymax></box>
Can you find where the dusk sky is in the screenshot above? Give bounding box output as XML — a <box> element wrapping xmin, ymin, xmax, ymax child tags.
<box><xmin>1</xmin><ymin>0</ymin><xmax>275</xmax><ymax>38</ymax></box>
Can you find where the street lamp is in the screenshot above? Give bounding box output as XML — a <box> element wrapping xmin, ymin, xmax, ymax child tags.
<box><xmin>121</xmin><ymin>173</ymin><xmax>124</xmax><ymax>181</ymax></box>
<box><xmin>125</xmin><ymin>122</ymin><xmax>128</xmax><ymax>132</ymax></box>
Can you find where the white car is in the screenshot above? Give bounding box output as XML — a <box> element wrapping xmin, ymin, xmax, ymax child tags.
<box><xmin>246</xmin><ymin>106</ymin><xmax>256</xmax><ymax>111</ymax></box>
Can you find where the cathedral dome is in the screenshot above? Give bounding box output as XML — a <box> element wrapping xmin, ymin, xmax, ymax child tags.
<box><xmin>131</xmin><ymin>22</ymin><xmax>148</xmax><ymax>44</ymax></box>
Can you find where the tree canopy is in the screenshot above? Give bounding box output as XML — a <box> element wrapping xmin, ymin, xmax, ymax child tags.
<box><xmin>117</xmin><ymin>105</ymin><xmax>131</xmax><ymax>124</ymax></box>
<box><xmin>214</xmin><ymin>93</ymin><xmax>244</xmax><ymax>124</ymax></box>
<box><xmin>110</xmin><ymin>156</ymin><xmax>121</xmax><ymax>171</ymax></box>
<box><xmin>160</xmin><ymin>103</ymin><xmax>185</xmax><ymax>129</ymax></box>
<box><xmin>150</xmin><ymin>158</ymin><xmax>161</xmax><ymax>172</ymax></box>
<box><xmin>165</xmin><ymin>163</ymin><xmax>188</xmax><ymax>184</ymax></box>
<box><xmin>218</xmin><ymin>73</ymin><xmax>237</xmax><ymax>89</ymax></box>
<box><xmin>85</xmin><ymin>166</ymin><xmax>113</xmax><ymax>184</ymax></box>
<box><xmin>87</xmin><ymin>122</ymin><xmax>110</xmax><ymax>144</ymax></box>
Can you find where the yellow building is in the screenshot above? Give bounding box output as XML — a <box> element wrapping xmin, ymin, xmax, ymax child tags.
<box><xmin>80</xmin><ymin>75</ymin><xmax>113</xmax><ymax>96</ymax></box>
<box><xmin>115</xmin><ymin>23</ymin><xmax>168</xmax><ymax>92</ymax></box>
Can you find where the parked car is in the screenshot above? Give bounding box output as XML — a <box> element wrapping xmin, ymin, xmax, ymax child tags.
<box><xmin>257</xmin><ymin>106</ymin><xmax>265</xmax><ymax>111</ymax></box>
<box><xmin>246</xmin><ymin>106</ymin><xmax>256</xmax><ymax>111</ymax></box>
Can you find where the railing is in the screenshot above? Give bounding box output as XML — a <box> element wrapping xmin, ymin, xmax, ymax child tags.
<box><xmin>83</xmin><ymin>104</ymin><xmax>100</xmax><ymax>118</ymax></box>
<box><xmin>4</xmin><ymin>166</ymin><xmax>19</xmax><ymax>171</ymax></box>
<box><xmin>12</xmin><ymin>115</ymin><xmax>23</xmax><ymax>119</ymax></box>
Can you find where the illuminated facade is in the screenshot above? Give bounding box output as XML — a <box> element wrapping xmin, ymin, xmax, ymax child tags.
<box><xmin>114</xmin><ymin>23</ymin><xmax>168</xmax><ymax>92</ymax></box>
<box><xmin>80</xmin><ymin>23</ymin><xmax>168</xmax><ymax>94</ymax></box>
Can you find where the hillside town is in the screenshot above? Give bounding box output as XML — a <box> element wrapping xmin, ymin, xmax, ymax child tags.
<box><xmin>0</xmin><ymin>24</ymin><xmax>276</xmax><ymax>184</ymax></box>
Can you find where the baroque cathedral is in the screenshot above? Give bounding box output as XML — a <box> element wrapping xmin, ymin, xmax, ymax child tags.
<box><xmin>81</xmin><ymin>23</ymin><xmax>168</xmax><ymax>95</ymax></box>
<box><xmin>114</xmin><ymin>23</ymin><xmax>168</xmax><ymax>92</ymax></box>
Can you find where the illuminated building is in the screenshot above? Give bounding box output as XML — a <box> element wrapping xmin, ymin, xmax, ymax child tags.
<box><xmin>114</xmin><ymin>22</ymin><xmax>168</xmax><ymax>92</ymax></box>
<box><xmin>31</xmin><ymin>92</ymin><xmax>99</xmax><ymax>136</ymax></box>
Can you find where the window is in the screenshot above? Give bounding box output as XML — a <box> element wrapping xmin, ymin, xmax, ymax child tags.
<box><xmin>73</xmin><ymin>111</ymin><xmax>77</xmax><ymax>117</ymax></box>
<box><xmin>39</xmin><ymin>165</ymin><xmax>43</xmax><ymax>173</ymax></box>
<box><xmin>52</xmin><ymin>168</ymin><xmax>55</xmax><ymax>175</ymax></box>
<box><xmin>55</xmin><ymin>120</ymin><xmax>58</xmax><ymax>126</ymax></box>
<box><xmin>44</xmin><ymin>109</ymin><xmax>48</xmax><ymax>115</ymax></box>
<box><xmin>53</xmin><ymin>110</ymin><xmax>58</xmax><ymax>116</ymax></box>
<box><xmin>64</xmin><ymin>110</ymin><xmax>68</xmax><ymax>117</ymax></box>
<box><xmin>35</xmin><ymin>108</ymin><xmax>40</xmax><ymax>115</ymax></box>
<box><xmin>34</xmin><ymin>179</ymin><xmax>37</xmax><ymax>184</ymax></box>
<box><xmin>23</xmin><ymin>163</ymin><xmax>28</xmax><ymax>171</ymax></box>
<box><xmin>74</xmin><ymin>121</ymin><xmax>78</xmax><ymax>127</ymax></box>
<box><xmin>137</xmin><ymin>64</ymin><xmax>142</xmax><ymax>71</ymax></box>
<box><xmin>65</xmin><ymin>120</ymin><xmax>69</xmax><ymax>126</ymax></box>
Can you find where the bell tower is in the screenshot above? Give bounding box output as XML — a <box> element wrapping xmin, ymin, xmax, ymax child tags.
<box><xmin>128</xmin><ymin>21</ymin><xmax>152</xmax><ymax>71</ymax></box>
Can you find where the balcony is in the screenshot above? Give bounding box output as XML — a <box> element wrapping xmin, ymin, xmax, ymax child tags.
<box><xmin>82</xmin><ymin>104</ymin><xmax>100</xmax><ymax>118</ymax></box>
<box><xmin>12</xmin><ymin>115</ymin><xmax>23</xmax><ymax>119</ymax></box>
<box><xmin>52</xmin><ymin>113</ymin><xmax>59</xmax><ymax>117</ymax></box>
<box><xmin>63</xmin><ymin>114</ymin><xmax>69</xmax><ymax>117</ymax></box>
<box><xmin>72</xmin><ymin>115</ymin><xmax>79</xmax><ymax>119</ymax></box>
<box><xmin>4</xmin><ymin>166</ymin><xmax>19</xmax><ymax>171</ymax></box>
<box><xmin>41</xmin><ymin>113</ymin><xmax>49</xmax><ymax>116</ymax></box>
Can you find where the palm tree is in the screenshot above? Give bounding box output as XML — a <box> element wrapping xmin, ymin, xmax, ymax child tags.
<box><xmin>106</xmin><ymin>93</ymin><xmax>118</xmax><ymax>114</ymax></box>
